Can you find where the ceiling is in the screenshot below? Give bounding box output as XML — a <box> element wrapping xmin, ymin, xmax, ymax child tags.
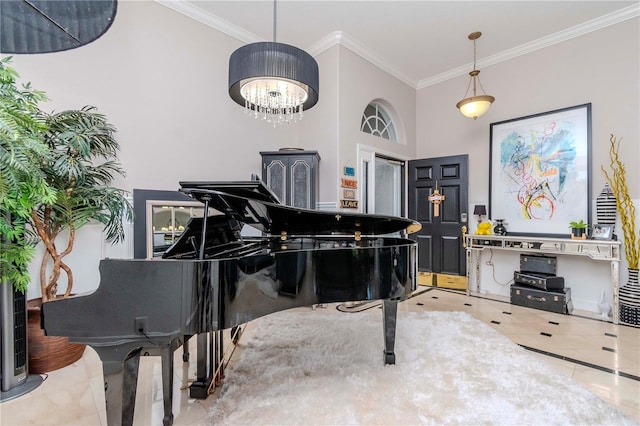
<box><xmin>156</xmin><ymin>1</ymin><xmax>639</xmax><ymax>89</ymax></box>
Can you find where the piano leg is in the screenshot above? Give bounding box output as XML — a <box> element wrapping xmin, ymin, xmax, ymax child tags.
<box><xmin>216</xmin><ymin>329</ymin><xmax>224</xmax><ymax>382</ymax></box>
<box><xmin>182</xmin><ymin>334</ymin><xmax>191</xmax><ymax>362</ymax></box>
<box><xmin>98</xmin><ymin>348</ymin><xmax>141</xmax><ymax>426</ymax></box>
<box><xmin>382</xmin><ymin>299</ymin><xmax>398</xmax><ymax>365</ymax></box>
<box><xmin>189</xmin><ymin>332</ymin><xmax>213</xmax><ymax>399</ymax></box>
<box><xmin>159</xmin><ymin>345</ymin><xmax>174</xmax><ymax>426</ymax></box>
<box><xmin>96</xmin><ymin>343</ymin><xmax>178</xmax><ymax>426</ymax></box>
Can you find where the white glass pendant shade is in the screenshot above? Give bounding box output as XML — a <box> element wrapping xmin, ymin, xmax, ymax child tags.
<box><xmin>456</xmin><ymin>32</ymin><xmax>494</xmax><ymax>120</ymax></box>
<box><xmin>456</xmin><ymin>95</ymin><xmax>495</xmax><ymax>120</ymax></box>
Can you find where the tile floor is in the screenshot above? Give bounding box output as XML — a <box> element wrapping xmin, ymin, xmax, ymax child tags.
<box><xmin>1</xmin><ymin>286</ymin><xmax>639</xmax><ymax>425</ymax></box>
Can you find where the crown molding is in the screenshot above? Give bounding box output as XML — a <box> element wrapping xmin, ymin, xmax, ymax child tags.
<box><xmin>307</xmin><ymin>31</ymin><xmax>416</xmax><ymax>88</ymax></box>
<box><xmin>154</xmin><ymin>0</ymin><xmax>261</xmax><ymax>43</ymax></box>
<box><xmin>417</xmin><ymin>3</ymin><xmax>640</xmax><ymax>89</ymax></box>
<box><xmin>155</xmin><ymin>1</ymin><xmax>639</xmax><ymax>90</ymax></box>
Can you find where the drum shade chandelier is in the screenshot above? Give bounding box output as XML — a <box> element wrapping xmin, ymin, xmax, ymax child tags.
<box><xmin>456</xmin><ymin>31</ymin><xmax>495</xmax><ymax>120</ymax></box>
<box><xmin>228</xmin><ymin>0</ymin><xmax>319</xmax><ymax>126</ymax></box>
<box><xmin>0</xmin><ymin>0</ymin><xmax>117</xmax><ymax>54</ymax></box>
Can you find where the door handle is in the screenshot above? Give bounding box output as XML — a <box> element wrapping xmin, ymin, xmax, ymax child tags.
<box><xmin>462</xmin><ymin>225</ymin><xmax>467</xmax><ymax>248</ymax></box>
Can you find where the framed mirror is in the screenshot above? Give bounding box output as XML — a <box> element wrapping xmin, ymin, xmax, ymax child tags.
<box><xmin>133</xmin><ymin>189</ymin><xmax>215</xmax><ymax>259</ymax></box>
<box><xmin>147</xmin><ymin>201</ymin><xmax>206</xmax><ymax>258</ymax></box>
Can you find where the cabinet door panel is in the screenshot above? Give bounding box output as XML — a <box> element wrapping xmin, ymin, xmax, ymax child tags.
<box><xmin>291</xmin><ymin>159</ymin><xmax>311</xmax><ymax>209</ymax></box>
<box><xmin>265</xmin><ymin>159</ymin><xmax>286</xmax><ymax>204</ymax></box>
<box><xmin>261</xmin><ymin>150</ymin><xmax>319</xmax><ymax>209</ymax></box>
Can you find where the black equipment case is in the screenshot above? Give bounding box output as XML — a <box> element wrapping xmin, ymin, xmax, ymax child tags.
<box><xmin>510</xmin><ymin>284</ymin><xmax>573</xmax><ymax>314</ymax></box>
<box><xmin>520</xmin><ymin>254</ymin><xmax>557</xmax><ymax>275</ymax></box>
<box><xmin>513</xmin><ymin>271</ymin><xmax>565</xmax><ymax>291</ymax></box>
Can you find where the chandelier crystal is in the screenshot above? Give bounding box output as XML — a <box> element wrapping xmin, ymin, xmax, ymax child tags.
<box><xmin>240</xmin><ymin>77</ymin><xmax>309</xmax><ymax>124</ymax></box>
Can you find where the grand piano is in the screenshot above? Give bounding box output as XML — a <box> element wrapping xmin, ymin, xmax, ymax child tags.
<box><xmin>42</xmin><ymin>180</ymin><xmax>420</xmax><ymax>426</ymax></box>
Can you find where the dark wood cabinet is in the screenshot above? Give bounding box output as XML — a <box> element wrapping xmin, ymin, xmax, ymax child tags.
<box><xmin>260</xmin><ymin>150</ymin><xmax>320</xmax><ymax>209</ymax></box>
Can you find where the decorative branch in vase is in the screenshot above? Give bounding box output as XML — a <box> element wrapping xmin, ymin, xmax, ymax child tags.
<box><xmin>601</xmin><ymin>134</ymin><xmax>639</xmax><ymax>269</ymax></box>
<box><xmin>601</xmin><ymin>133</ymin><xmax>640</xmax><ymax>326</ymax></box>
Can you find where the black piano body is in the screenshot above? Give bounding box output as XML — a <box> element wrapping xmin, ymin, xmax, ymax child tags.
<box><xmin>42</xmin><ymin>180</ymin><xmax>420</xmax><ymax>426</ymax></box>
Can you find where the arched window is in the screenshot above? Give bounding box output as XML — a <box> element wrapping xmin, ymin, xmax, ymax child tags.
<box><xmin>360</xmin><ymin>102</ymin><xmax>398</xmax><ymax>142</ymax></box>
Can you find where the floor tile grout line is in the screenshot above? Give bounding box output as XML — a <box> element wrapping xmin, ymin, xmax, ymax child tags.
<box><xmin>422</xmin><ymin>286</ymin><xmax>640</xmax><ymax>329</ymax></box>
<box><xmin>519</xmin><ymin>344</ymin><xmax>640</xmax><ymax>382</ymax></box>
<box><xmin>414</xmin><ymin>288</ymin><xmax>639</xmax><ymax>382</ymax></box>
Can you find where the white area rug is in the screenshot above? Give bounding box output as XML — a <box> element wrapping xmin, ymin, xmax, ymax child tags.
<box><xmin>207</xmin><ymin>309</ymin><xmax>634</xmax><ymax>425</ymax></box>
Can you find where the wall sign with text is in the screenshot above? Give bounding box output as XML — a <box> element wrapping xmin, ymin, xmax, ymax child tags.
<box><xmin>340</xmin><ymin>199</ymin><xmax>359</xmax><ymax>209</ymax></box>
<box><xmin>341</xmin><ymin>166</ymin><xmax>358</xmax><ymax>209</ymax></box>
<box><xmin>342</xmin><ymin>189</ymin><xmax>356</xmax><ymax>199</ymax></box>
<box><xmin>341</xmin><ymin>178</ymin><xmax>357</xmax><ymax>189</ymax></box>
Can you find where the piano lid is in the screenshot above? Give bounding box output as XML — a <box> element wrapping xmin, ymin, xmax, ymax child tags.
<box><xmin>179</xmin><ymin>180</ymin><xmax>281</xmax><ymax>204</ymax></box>
<box><xmin>178</xmin><ymin>180</ymin><xmax>421</xmax><ymax>236</ymax></box>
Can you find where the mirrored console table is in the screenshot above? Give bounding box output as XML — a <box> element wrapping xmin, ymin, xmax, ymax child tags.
<box><xmin>465</xmin><ymin>234</ymin><xmax>622</xmax><ymax>324</ymax></box>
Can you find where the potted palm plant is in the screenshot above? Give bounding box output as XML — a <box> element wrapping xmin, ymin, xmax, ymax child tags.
<box><xmin>0</xmin><ymin>57</ymin><xmax>55</xmax><ymax>294</ymax></box>
<box><xmin>31</xmin><ymin>106</ymin><xmax>133</xmax><ymax>302</ymax></box>
<box><xmin>2</xmin><ymin>57</ymin><xmax>134</xmax><ymax>373</ymax></box>
<box><xmin>26</xmin><ymin>105</ymin><xmax>134</xmax><ymax>373</ymax></box>
<box><xmin>1</xmin><ymin>57</ymin><xmax>57</xmax><ymax>378</ymax></box>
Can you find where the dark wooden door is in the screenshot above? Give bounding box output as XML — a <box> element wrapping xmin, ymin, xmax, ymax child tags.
<box><xmin>408</xmin><ymin>155</ymin><xmax>469</xmax><ymax>275</ymax></box>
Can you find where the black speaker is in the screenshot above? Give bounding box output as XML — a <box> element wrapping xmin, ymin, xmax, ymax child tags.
<box><xmin>1</xmin><ymin>283</ymin><xmax>28</xmax><ymax>391</ymax></box>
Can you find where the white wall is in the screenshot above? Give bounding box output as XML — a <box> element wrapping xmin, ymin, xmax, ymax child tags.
<box><xmin>416</xmin><ymin>18</ymin><xmax>640</xmax><ymax>312</ymax></box>
<box><xmin>297</xmin><ymin>45</ymin><xmax>417</xmax><ymax>205</ymax></box>
<box><xmin>296</xmin><ymin>45</ymin><xmax>340</xmax><ymax>204</ymax></box>
<box><xmin>15</xmin><ymin>0</ymin><xmax>417</xmax><ymax>299</ymax></box>
<box><xmin>336</xmin><ymin>46</ymin><xmax>416</xmax><ymax>160</ymax></box>
<box><xmin>10</xmin><ymin>0</ymin><xmax>301</xmax><ymax>193</ymax></box>
<box><xmin>417</xmin><ymin>19</ymin><xmax>639</xmax><ymax>201</ymax></box>
<box><xmin>11</xmin><ymin>0</ymin><xmax>303</xmax><ymax>298</ymax></box>
<box><xmin>9</xmin><ymin>1</ymin><xmax>638</xmax><ymax>314</ymax></box>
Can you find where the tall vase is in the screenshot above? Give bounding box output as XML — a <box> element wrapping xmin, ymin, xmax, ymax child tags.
<box><xmin>596</xmin><ymin>183</ymin><xmax>617</xmax><ymax>226</ymax></box>
<box><xmin>619</xmin><ymin>268</ymin><xmax>640</xmax><ymax>327</ymax></box>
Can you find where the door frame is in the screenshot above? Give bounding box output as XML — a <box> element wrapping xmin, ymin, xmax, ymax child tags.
<box><xmin>357</xmin><ymin>143</ymin><xmax>410</xmax><ymax>215</ymax></box>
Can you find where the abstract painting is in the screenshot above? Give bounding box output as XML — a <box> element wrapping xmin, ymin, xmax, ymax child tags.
<box><xmin>489</xmin><ymin>104</ymin><xmax>591</xmax><ymax>236</ymax></box>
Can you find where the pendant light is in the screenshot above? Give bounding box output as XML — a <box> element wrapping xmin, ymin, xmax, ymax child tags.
<box><xmin>456</xmin><ymin>31</ymin><xmax>495</xmax><ymax>120</ymax></box>
<box><xmin>228</xmin><ymin>0</ymin><xmax>319</xmax><ymax>126</ymax></box>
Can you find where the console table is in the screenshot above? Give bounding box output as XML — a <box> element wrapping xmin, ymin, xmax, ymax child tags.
<box><xmin>465</xmin><ymin>235</ymin><xmax>622</xmax><ymax>324</ymax></box>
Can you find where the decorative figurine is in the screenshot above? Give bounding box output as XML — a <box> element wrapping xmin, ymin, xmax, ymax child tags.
<box><xmin>494</xmin><ymin>219</ymin><xmax>507</xmax><ymax>236</ymax></box>
<box><xmin>475</xmin><ymin>221</ymin><xmax>493</xmax><ymax>235</ymax></box>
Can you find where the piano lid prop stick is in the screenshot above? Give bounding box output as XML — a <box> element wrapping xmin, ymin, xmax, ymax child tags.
<box><xmin>207</xmin><ymin>324</ymin><xmax>245</xmax><ymax>394</ymax></box>
<box><xmin>180</xmin><ymin>325</ymin><xmax>245</xmax><ymax>392</ymax></box>
<box><xmin>198</xmin><ymin>196</ymin><xmax>211</xmax><ymax>260</ymax></box>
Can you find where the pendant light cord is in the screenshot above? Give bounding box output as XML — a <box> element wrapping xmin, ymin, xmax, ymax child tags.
<box><xmin>473</xmin><ymin>37</ymin><xmax>477</xmax><ymax>71</ymax></box>
<box><xmin>273</xmin><ymin>0</ymin><xmax>277</xmax><ymax>42</ymax></box>
<box><xmin>472</xmin><ymin>38</ymin><xmax>477</xmax><ymax>95</ymax></box>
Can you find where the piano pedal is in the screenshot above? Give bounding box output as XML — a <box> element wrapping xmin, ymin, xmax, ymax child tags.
<box><xmin>189</xmin><ymin>380</ymin><xmax>212</xmax><ymax>399</ymax></box>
